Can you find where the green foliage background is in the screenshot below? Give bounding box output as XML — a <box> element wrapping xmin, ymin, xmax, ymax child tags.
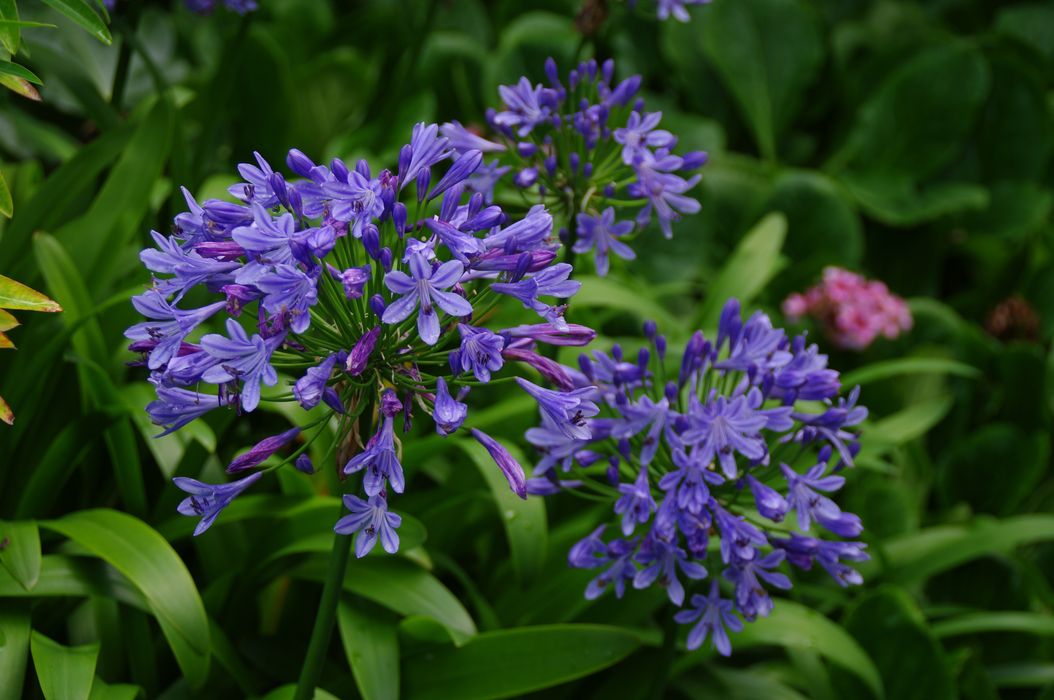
<box><xmin>0</xmin><ymin>0</ymin><xmax>1053</xmax><ymax>698</ymax></box>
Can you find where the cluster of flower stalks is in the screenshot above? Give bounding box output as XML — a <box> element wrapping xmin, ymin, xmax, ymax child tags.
<box><xmin>125</xmin><ymin>56</ymin><xmax>868</xmax><ymax>659</ymax></box>
<box><xmin>526</xmin><ymin>301</ymin><xmax>869</xmax><ymax>655</ymax></box>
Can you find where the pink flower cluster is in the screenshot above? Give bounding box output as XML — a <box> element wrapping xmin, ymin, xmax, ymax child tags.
<box><xmin>783</xmin><ymin>267</ymin><xmax>912</xmax><ymax>350</ymax></box>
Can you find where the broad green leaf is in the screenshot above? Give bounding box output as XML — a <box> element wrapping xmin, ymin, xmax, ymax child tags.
<box><xmin>674</xmin><ymin>667</ymin><xmax>810</xmax><ymax>700</ymax></box>
<box><xmin>0</xmin><ymin>61</ymin><xmax>41</xmax><ymax>85</ymax></box>
<box><xmin>842</xmin><ymin>358</ymin><xmax>981</xmax><ymax>386</ymax></box>
<box><xmin>40</xmin><ymin>0</ymin><xmax>111</xmax><ymax>45</ymax></box>
<box><xmin>0</xmin><ymin>275</ymin><xmax>62</xmax><ymax>312</ymax></box>
<box><xmin>571</xmin><ymin>275</ymin><xmax>682</xmax><ymax>336</ymax></box>
<box><xmin>873</xmin><ymin>515</ymin><xmax>1054</xmax><ymax>584</ymax></box>
<box><xmin>0</xmin><ymin>555</ymin><xmax>145</xmax><ymax>609</ymax></box>
<box><xmin>697</xmin><ymin>0</ymin><xmax>823</xmax><ymax>159</ymax></box>
<box><xmin>839</xmin><ymin>588</ymin><xmax>953</xmax><ymax>700</ymax></box>
<box><xmin>455</xmin><ymin>440</ymin><xmax>547</xmax><ymax>582</ymax></box>
<box><xmin>293</xmin><ymin>556</ymin><xmax>476</xmax><ymax>644</ymax></box>
<box><xmin>87</xmin><ymin>678</ymin><xmax>141</xmax><ymax>700</ymax></box>
<box><xmin>698</xmin><ymin>212</ymin><xmax>786</xmax><ymax>329</ymax></box>
<box><xmin>987</xmin><ymin>663</ymin><xmax>1054</xmax><ymax>688</ymax></box>
<box><xmin>735</xmin><ymin>600</ymin><xmax>884</xmax><ymax>699</ymax></box>
<box><xmin>865</xmin><ymin>396</ymin><xmax>952</xmax><ymax>448</ymax></box>
<box><xmin>41</xmin><ymin>510</ymin><xmax>211</xmax><ymax>687</ymax></box>
<box><xmin>339</xmin><ymin>598</ymin><xmax>400</xmax><ymax>700</ymax></box>
<box><xmin>0</xmin><ymin>602</ymin><xmax>31</xmax><ymax>699</ymax></box>
<box><xmin>836</xmin><ymin>43</ymin><xmax>990</xmax><ymax>179</ymax></box>
<box><xmin>937</xmin><ymin>424</ymin><xmax>1049</xmax><ymax>515</ymax></box>
<box><xmin>996</xmin><ymin>3</ymin><xmax>1054</xmax><ymax>62</ymax></box>
<box><xmin>0</xmin><ymin>309</ymin><xmax>17</xmax><ymax>331</ymax></box>
<box><xmin>0</xmin><ymin>74</ymin><xmax>40</xmax><ymax>100</ymax></box>
<box><xmin>0</xmin><ymin>169</ymin><xmax>11</xmax><ymax>218</ymax></box>
<box><xmin>840</xmin><ymin>173</ymin><xmax>989</xmax><ymax>227</ymax></box>
<box><xmin>932</xmin><ymin>612</ymin><xmax>1054</xmax><ymax>639</ymax></box>
<box><xmin>0</xmin><ymin>0</ymin><xmax>20</xmax><ymax>55</ymax></box>
<box><xmin>0</xmin><ymin>521</ymin><xmax>41</xmax><ymax>590</ymax></box>
<box><xmin>402</xmin><ymin>625</ymin><xmax>641</xmax><ymax>700</ymax></box>
<box><xmin>30</xmin><ymin>631</ymin><xmax>98</xmax><ymax>700</ymax></box>
<box><xmin>15</xmin><ymin>414</ymin><xmax>111</xmax><ymax>518</ymax></box>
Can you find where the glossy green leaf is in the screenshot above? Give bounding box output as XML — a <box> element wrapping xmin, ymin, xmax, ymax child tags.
<box><xmin>933</xmin><ymin>612</ymin><xmax>1054</xmax><ymax>639</ymax></box>
<box><xmin>0</xmin><ymin>169</ymin><xmax>11</xmax><ymax>218</ymax></box>
<box><xmin>0</xmin><ymin>520</ymin><xmax>41</xmax><ymax>590</ymax></box>
<box><xmin>30</xmin><ymin>631</ymin><xmax>99</xmax><ymax>700</ymax></box>
<box><xmin>571</xmin><ymin>275</ymin><xmax>683</xmax><ymax>336</ymax></box>
<box><xmin>338</xmin><ymin>598</ymin><xmax>400</xmax><ymax>700</ymax></box>
<box><xmin>402</xmin><ymin>625</ymin><xmax>641</xmax><ymax>700</ymax></box>
<box><xmin>0</xmin><ymin>602</ymin><xmax>31</xmax><ymax>699</ymax></box>
<box><xmin>0</xmin><ymin>555</ymin><xmax>145</xmax><ymax>608</ymax></box>
<box><xmin>0</xmin><ymin>0</ymin><xmax>20</xmax><ymax>55</ymax></box>
<box><xmin>0</xmin><ymin>61</ymin><xmax>42</xmax><ymax>85</ymax></box>
<box><xmin>40</xmin><ymin>0</ymin><xmax>111</xmax><ymax>45</ymax></box>
<box><xmin>842</xmin><ymin>358</ymin><xmax>981</xmax><ymax>386</ymax></box>
<box><xmin>86</xmin><ymin>678</ymin><xmax>141</xmax><ymax>700</ymax></box>
<box><xmin>698</xmin><ymin>0</ymin><xmax>823</xmax><ymax>159</ymax></box>
<box><xmin>736</xmin><ymin>600</ymin><xmax>884</xmax><ymax>699</ymax></box>
<box><xmin>293</xmin><ymin>556</ymin><xmax>476</xmax><ymax>644</ymax></box>
<box><xmin>698</xmin><ymin>211</ymin><xmax>786</xmax><ymax>329</ymax></box>
<box><xmin>41</xmin><ymin>510</ymin><xmax>211</xmax><ymax>687</ymax></box>
<box><xmin>840</xmin><ymin>173</ymin><xmax>988</xmax><ymax>227</ymax></box>
<box><xmin>0</xmin><ymin>275</ymin><xmax>62</xmax><ymax>313</ymax></box>
<box><xmin>455</xmin><ymin>440</ymin><xmax>547</xmax><ymax>581</ymax></box>
<box><xmin>865</xmin><ymin>396</ymin><xmax>953</xmax><ymax>448</ymax></box>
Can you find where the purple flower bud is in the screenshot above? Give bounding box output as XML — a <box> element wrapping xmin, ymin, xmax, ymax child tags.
<box><xmin>501</xmin><ymin>323</ymin><xmax>596</xmax><ymax>346</ymax></box>
<box><xmin>347</xmin><ymin>326</ymin><xmax>381</xmax><ymax>376</ymax></box>
<box><xmin>227</xmin><ymin>427</ymin><xmax>300</xmax><ymax>473</ymax></box>
<box><xmin>355</xmin><ymin>158</ymin><xmax>371</xmax><ymax>179</ymax></box>
<box><xmin>569</xmin><ymin>153</ymin><xmax>580</xmax><ymax>174</ymax></box>
<box><xmin>295</xmin><ymin>453</ymin><xmax>315</xmax><ymax>474</ymax></box>
<box><xmin>607</xmin><ymin>457</ymin><xmax>621</xmax><ymax>485</ymax></box>
<box><xmin>682</xmin><ymin>151</ymin><xmax>709</xmax><ymax>169</ymax></box>
<box><xmin>604</xmin><ymin>182</ymin><xmax>616</xmax><ymax>198</ymax></box>
<box><xmin>513</xmin><ymin>168</ymin><xmax>538</xmax><ymax>188</ymax></box>
<box><xmin>664</xmin><ymin>381</ymin><xmax>678</xmax><ymax>404</ymax></box>
<box><xmin>195</xmin><ymin>241</ymin><xmax>246</xmax><ymax>261</ymax></box>
<box><xmin>429</xmin><ymin>150</ymin><xmax>482</xmax><ymax>201</ymax></box>
<box><xmin>416</xmin><ymin>168</ymin><xmax>431</xmax><ymax>203</ymax></box>
<box><xmin>611</xmin><ymin>75</ymin><xmax>641</xmax><ymax>106</ymax></box>
<box><xmin>656</xmin><ymin>334</ymin><xmax>667</xmax><ymax>360</ymax></box>
<box><xmin>503</xmin><ymin>347</ymin><xmax>574</xmax><ymax>391</ymax></box>
<box><xmin>380</xmin><ymin>248</ymin><xmax>393</xmax><ymax>272</ymax></box>
<box><xmin>470</xmin><ymin>428</ymin><xmax>527</xmax><ymax>499</ymax></box>
<box><xmin>362</xmin><ymin>223</ymin><xmax>382</xmax><ymax>260</ymax></box>
<box><xmin>380</xmin><ymin>388</ymin><xmax>402</xmax><ymax>417</ymax></box>
<box><xmin>643</xmin><ymin>320</ymin><xmax>658</xmax><ymax>340</ymax></box>
<box><xmin>286</xmin><ymin>148</ymin><xmax>315</xmax><ymax>177</ymax></box>
<box><xmin>203</xmin><ymin>200</ymin><xmax>253</xmax><ymax>226</ymax></box>
<box><xmin>327</xmin><ymin>263</ymin><xmax>371</xmax><ymax>299</ymax></box>
<box><xmin>433</xmin><ymin>377</ymin><xmax>468</xmax><ymax>436</ymax></box>
<box><xmin>393</xmin><ymin>202</ymin><xmax>408</xmax><ymax>236</ymax></box>
<box><xmin>601</xmin><ymin>58</ymin><xmax>614</xmax><ymax>84</ymax></box>
<box><xmin>544</xmin><ymin>56</ymin><xmax>561</xmax><ymax>87</ymax></box>
<box><xmin>747</xmin><ymin>476</ymin><xmax>789</xmax><ymax>522</ymax></box>
<box><xmin>544</xmin><ymin>155</ymin><xmax>557</xmax><ymax>177</ymax></box>
<box><xmin>583</xmin><ymin>162</ymin><xmax>593</xmax><ymax>178</ymax></box>
<box><xmin>294</xmin><ymin>354</ymin><xmax>337</xmax><ymax>410</ymax></box>
<box><xmin>331</xmin><ymin>157</ymin><xmax>350</xmax><ymax>182</ymax></box>
<box><xmin>517</xmin><ymin>142</ymin><xmax>537</xmax><ymax>157</ymax></box>
<box><xmin>322</xmin><ymin>387</ymin><xmax>345</xmax><ymax>414</ymax></box>
<box><xmin>368</xmin><ymin>294</ymin><xmax>386</xmax><ymax>319</ymax></box>
<box><xmin>398</xmin><ymin>145</ymin><xmax>413</xmax><ymax>182</ymax></box>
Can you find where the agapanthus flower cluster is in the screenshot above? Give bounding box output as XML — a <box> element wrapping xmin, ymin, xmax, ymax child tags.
<box><xmin>783</xmin><ymin>267</ymin><xmax>912</xmax><ymax>351</ymax></box>
<box><xmin>127</xmin><ymin>122</ymin><xmax>597</xmax><ymax>556</ymax></box>
<box><xmin>526</xmin><ymin>300</ymin><xmax>869</xmax><ymax>656</ymax></box>
<box><xmin>440</xmin><ymin>57</ymin><xmax>706</xmax><ymax>277</ymax></box>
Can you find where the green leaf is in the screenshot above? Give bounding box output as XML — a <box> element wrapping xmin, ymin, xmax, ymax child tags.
<box><xmin>836</xmin><ymin>42</ymin><xmax>990</xmax><ymax>179</ymax></box>
<box><xmin>30</xmin><ymin>631</ymin><xmax>99</xmax><ymax>700</ymax></box>
<box><xmin>0</xmin><ymin>555</ymin><xmax>145</xmax><ymax>608</ymax></box>
<box><xmin>698</xmin><ymin>0</ymin><xmax>823</xmax><ymax>159</ymax></box>
<box><xmin>258</xmin><ymin>685</ymin><xmax>340</xmax><ymax>700</ymax></box>
<box><xmin>455</xmin><ymin>440</ymin><xmax>547</xmax><ymax>582</ymax></box>
<box><xmin>293</xmin><ymin>556</ymin><xmax>476</xmax><ymax>644</ymax></box>
<box><xmin>87</xmin><ymin>678</ymin><xmax>141</xmax><ymax>700</ymax></box>
<box><xmin>0</xmin><ymin>275</ymin><xmax>62</xmax><ymax>312</ymax></box>
<box><xmin>840</xmin><ymin>173</ymin><xmax>989</xmax><ymax>227</ymax></box>
<box><xmin>0</xmin><ymin>0</ymin><xmax>20</xmax><ymax>55</ymax></box>
<box><xmin>839</xmin><ymin>588</ymin><xmax>953</xmax><ymax>700</ymax></box>
<box><xmin>996</xmin><ymin>3</ymin><xmax>1054</xmax><ymax>62</ymax></box>
<box><xmin>402</xmin><ymin>625</ymin><xmax>641</xmax><ymax>700</ymax></box>
<box><xmin>0</xmin><ymin>602</ymin><xmax>31</xmax><ymax>699</ymax></box>
<box><xmin>338</xmin><ymin>598</ymin><xmax>400</xmax><ymax>700</ymax></box>
<box><xmin>0</xmin><ymin>169</ymin><xmax>12</xmax><ymax>218</ymax></box>
<box><xmin>41</xmin><ymin>510</ymin><xmax>211</xmax><ymax>687</ymax></box>
<box><xmin>0</xmin><ymin>74</ymin><xmax>39</xmax><ymax>100</ymax></box>
<box><xmin>987</xmin><ymin>663</ymin><xmax>1054</xmax><ymax>688</ymax></box>
<box><xmin>0</xmin><ymin>61</ymin><xmax>42</xmax><ymax>85</ymax></box>
<box><xmin>873</xmin><ymin>515</ymin><xmax>1054</xmax><ymax>584</ymax></box>
<box><xmin>841</xmin><ymin>358</ymin><xmax>981</xmax><ymax>386</ymax></box>
<box><xmin>697</xmin><ymin>211</ymin><xmax>786</xmax><ymax>329</ymax></box>
<box><xmin>937</xmin><ymin>424</ymin><xmax>1049</xmax><ymax>515</ymax></box>
<box><xmin>734</xmin><ymin>600</ymin><xmax>884</xmax><ymax>699</ymax></box>
<box><xmin>865</xmin><ymin>396</ymin><xmax>953</xmax><ymax>448</ymax></box>
<box><xmin>0</xmin><ymin>521</ymin><xmax>41</xmax><ymax>590</ymax></box>
<box><xmin>40</xmin><ymin>0</ymin><xmax>111</xmax><ymax>45</ymax></box>
<box><xmin>571</xmin><ymin>275</ymin><xmax>683</xmax><ymax>337</ymax></box>
<box><xmin>933</xmin><ymin>612</ymin><xmax>1054</xmax><ymax>639</ymax></box>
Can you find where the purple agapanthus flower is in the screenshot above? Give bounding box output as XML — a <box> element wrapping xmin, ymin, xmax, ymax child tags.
<box><xmin>382</xmin><ymin>253</ymin><xmax>472</xmax><ymax>345</ymax></box>
<box><xmin>200</xmin><ymin>319</ymin><xmax>283</xmax><ymax>412</ymax></box>
<box><xmin>344</xmin><ymin>415</ymin><xmax>404</xmax><ymax>496</ymax></box>
<box><xmin>656</xmin><ymin>0</ymin><xmax>709</xmax><ymax>22</ymax></box>
<box><xmin>633</xmin><ymin>536</ymin><xmax>707</xmax><ymax>605</ymax></box>
<box><xmin>516</xmin><ymin>377</ymin><xmax>598</xmax><ymax>441</ymax></box>
<box><xmin>451</xmin><ymin>324</ymin><xmax>505</xmax><ymax>382</ymax></box>
<box><xmin>614</xmin><ymin>468</ymin><xmax>656</xmax><ymax>535</ymax></box>
<box><xmin>125</xmin><ymin>292</ymin><xmax>225</xmax><ymax>370</ymax></box>
<box><xmin>334</xmin><ymin>492</ymin><xmax>402</xmax><ymax>557</ymax></box>
<box><xmin>174</xmin><ymin>472</ymin><xmax>262</xmax><ymax>536</ymax></box>
<box><xmin>227</xmin><ymin>427</ymin><xmax>300</xmax><ymax>472</ymax></box>
<box><xmin>493</xmin><ymin>77</ymin><xmax>553</xmax><ymax>137</ymax></box>
<box><xmin>613</xmin><ymin>112</ymin><xmax>676</xmax><ymax>165</ymax></box>
<box><xmin>433</xmin><ymin>377</ymin><xmax>467</xmax><ymax>436</ymax></box>
<box><xmin>573</xmin><ymin>209</ymin><xmax>636</xmax><ymax>276</ymax></box>
<box><xmin>471</xmin><ymin>428</ymin><xmax>527</xmax><ymax>499</ymax></box>
<box><xmin>255</xmin><ymin>264</ymin><xmax>319</xmax><ymax>333</ymax></box>
<box><xmin>294</xmin><ymin>354</ymin><xmax>337</xmax><ymax>410</ymax></box>
<box><xmin>674</xmin><ymin>580</ymin><xmax>744</xmax><ymax>656</ymax></box>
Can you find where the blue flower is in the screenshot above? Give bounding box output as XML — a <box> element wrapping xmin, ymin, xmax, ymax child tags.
<box><xmin>516</xmin><ymin>377</ymin><xmax>598</xmax><ymax>441</ymax></box>
<box><xmin>254</xmin><ymin>264</ymin><xmax>319</xmax><ymax>334</ymax></box>
<box><xmin>723</xmin><ymin>550</ymin><xmax>792</xmax><ymax>620</ymax></box>
<box><xmin>200</xmin><ymin>319</ymin><xmax>283</xmax><ymax>412</ymax></box>
<box><xmin>398</xmin><ymin>122</ymin><xmax>452</xmax><ymax>189</ymax></box>
<box><xmin>781</xmin><ymin>461</ymin><xmax>862</xmax><ymax>537</ymax></box>
<box><xmin>294</xmin><ymin>354</ymin><xmax>337</xmax><ymax>410</ymax></box>
<box><xmin>125</xmin><ymin>292</ymin><xmax>225</xmax><ymax>370</ymax></box>
<box><xmin>656</xmin><ymin>0</ymin><xmax>709</xmax><ymax>22</ymax></box>
<box><xmin>674</xmin><ymin>580</ymin><xmax>743</xmax><ymax>656</ymax></box>
<box><xmin>334</xmin><ymin>493</ymin><xmax>402</xmax><ymax>557</ymax></box>
<box><xmin>174</xmin><ymin>472</ymin><xmax>262</xmax><ymax>536</ymax></box>
<box><xmin>382</xmin><ymin>253</ymin><xmax>472</xmax><ymax>345</ymax></box>
<box><xmin>614</xmin><ymin>468</ymin><xmax>656</xmax><ymax>535</ymax></box>
<box><xmin>492</xmin><ymin>263</ymin><xmax>581</xmax><ymax>327</ymax></box>
<box><xmin>633</xmin><ymin>536</ymin><xmax>707</xmax><ymax>605</ymax></box>
<box><xmin>344</xmin><ymin>415</ymin><xmax>404</xmax><ymax>497</ymax></box>
<box><xmin>493</xmin><ymin>77</ymin><xmax>552</xmax><ymax>137</ymax></box>
<box><xmin>573</xmin><ymin>208</ymin><xmax>636</xmax><ymax>276</ymax></box>
<box><xmin>613</xmin><ymin>112</ymin><xmax>676</xmax><ymax>165</ymax></box>
<box><xmin>471</xmin><ymin>428</ymin><xmax>528</xmax><ymax>499</ymax></box>
<box><xmin>682</xmin><ymin>394</ymin><xmax>769</xmax><ymax>479</ymax></box>
<box><xmin>227</xmin><ymin>427</ymin><xmax>300</xmax><ymax>473</ymax></box>
<box><xmin>451</xmin><ymin>324</ymin><xmax>505</xmax><ymax>382</ymax></box>
<box><xmin>433</xmin><ymin>377</ymin><xmax>467</xmax><ymax>436</ymax></box>
<box><xmin>147</xmin><ymin>384</ymin><xmax>226</xmax><ymax>436</ymax></box>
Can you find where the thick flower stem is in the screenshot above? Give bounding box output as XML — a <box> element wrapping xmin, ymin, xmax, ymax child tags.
<box><xmin>293</xmin><ymin>520</ymin><xmax>353</xmax><ymax>700</ymax></box>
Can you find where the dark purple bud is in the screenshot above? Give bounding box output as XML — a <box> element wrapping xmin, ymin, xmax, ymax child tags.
<box><xmin>656</xmin><ymin>334</ymin><xmax>667</xmax><ymax>360</ymax></box>
<box><xmin>194</xmin><ymin>241</ymin><xmax>246</xmax><ymax>261</ymax></box>
<box><xmin>467</xmin><ymin>192</ymin><xmax>484</xmax><ymax>219</ymax></box>
<box><xmin>643</xmin><ymin>320</ymin><xmax>658</xmax><ymax>339</ymax></box>
<box><xmin>294</xmin><ymin>354</ymin><xmax>337</xmax><ymax>410</ymax></box>
<box><xmin>544</xmin><ymin>155</ymin><xmax>557</xmax><ymax>177</ymax></box>
<box><xmin>380</xmin><ymin>248</ymin><xmax>393</xmax><ymax>272</ymax></box>
<box><xmin>322</xmin><ymin>387</ymin><xmax>345</xmax><ymax>414</ymax></box>
<box><xmin>203</xmin><ymin>200</ymin><xmax>253</xmax><ymax>226</ymax></box>
<box><xmin>603</xmin><ymin>182</ymin><xmax>616</xmax><ymax>198</ymax></box>
<box><xmin>633</xmin><ymin>97</ymin><xmax>645</xmax><ymax>112</ymax></box>
<box><xmin>637</xmin><ymin>347</ymin><xmax>650</xmax><ymax>372</ymax></box>
<box><xmin>331</xmin><ymin>157</ymin><xmax>350</xmax><ymax>182</ymax></box>
<box><xmin>227</xmin><ymin>427</ymin><xmax>300</xmax><ymax>473</ymax></box>
<box><xmin>430</xmin><ymin>150</ymin><xmax>482</xmax><ymax>201</ymax></box>
<box><xmin>416</xmin><ymin>168</ymin><xmax>431</xmax><ymax>203</ymax></box>
<box><xmin>286</xmin><ymin>148</ymin><xmax>315</xmax><ymax>177</ymax></box>
<box><xmin>601</xmin><ymin>58</ymin><xmax>614</xmax><ymax>84</ymax></box>
<box><xmin>544</xmin><ymin>56</ymin><xmax>561</xmax><ymax>87</ymax></box>
<box><xmin>440</xmin><ymin>185</ymin><xmax>463</xmax><ymax>222</ymax></box>
<box><xmin>583</xmin><ymin>162</ymin><xmax>593</xmax><ymax>178</ymax></box>
<box><xmin>513</xmin><ymin>168</ymin><xmax>538</xmax><ymax>188</ymax></box>
<box><xmin>362</xmin><ymin>224</ymin><xmax>381</xmax><ymax>260</ymax></box>
<box><xmin>664</xmin><ymin>381</ymin><xmax>678</xmax><ymax>404</ymax></box>
<box><xmin>355</xmin><ymin>158</ymin><xmax>371</xmax><ymax>179</ymax></box>
<box><xmin>501</xmin><ymin>323</ymin><xmax>596</xmax><ymax>346</ymax></box>
<box><xmin>470</xmin><ymin>428</ymin><xmax>527</xmax><ymax>499</ymax></box>
<box><xmin>748</xmin><ymin>476</ymin><xmax>789</xmax><ymax>522</ymax></box>
<box><xmin>611</xmin><ymin>75</ymin><xmax>641</xmax><ymax>106</ymax></box>
<box><xmin>502</xmin><ymin>347</ymin><xmax>574</xmax><ymax>391</ymax></box>
<box><xmin>818</xmin><ymin>445</ymin><xmax>833</xmax><ymax>464</ymax></box>
<box><xmin>295</xmin><ymin>453</ymin><xmax>315</xmax><ymax>474</ymax></box>
<box><xmin>269</xmin><ymin>172</ymin><xmax>290</xmax><ymax>209</ymax></box>
<box><xmin>682</xmin><ymin>151</ymin><xmax>709</xmax><ymax>170</ymax></box>
<box><xmin>569</xmin><ymin>69</ymin><xmax>579</xmax><ymax>91</ymax></box>
<box><xmin>347</xmin><ymin>326</ymin><xmax>381</xmax><ymax>375</ymax></box>
<box><xmin>368</xmin><ymin>294</ymin><xmax>386</xmax><ymax>319</ymax></box>
<box><xmin>578</xmin><ymin>354</ymin><xmax>595</xmax><ymax>380</ymax></box>
<box><xmin>617</xmin><ymin>439</ymin><xmax>632</xmax><ymax>461</ymax></box>
<box><xmin>380</xmin><ymin>389</ymin><xmax>402</xmax><ymax>417</ymax></box>
<box><xmin>517</xmin><ymin>142</ymin><xmax>537</xmax><ymax>158</ymax></box>
<box><xmin>393</xmin><ymin>202</ymin><xmax>408</xmax><ymax>237</ymax></box>
<box><xmin>611</xmin><ymin>344</ymin><xmax>623</xmax><ymax>362</ymax></box>
<box><xmin>288</xmin><ymin>187</ymin><xmax>304</xmax><ymax>219</ymax></box>
<box><xmin>398</xmin><ymin>145</ymin><xmax>413</xmax><ymax>182</ymax></box>
<box><xmin>569</xmin><ymin>152</ymin><xmax>580</xmax><ymax>174</ymax></box>
<box><xmin>606</xmin><ymin>457</ymin><xmax>620</xmax><ymax>486</ymax></box>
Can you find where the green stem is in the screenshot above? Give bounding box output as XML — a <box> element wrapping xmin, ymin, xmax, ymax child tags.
<box><xmin>293</xmin><ymin>519</ymin><xmax>352</xmax><ymax>700</ymax></box>
<box><xmin>646</xmin><ymin>608</ymin><xmax>679</xmax><ymax>700</ymax></box>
